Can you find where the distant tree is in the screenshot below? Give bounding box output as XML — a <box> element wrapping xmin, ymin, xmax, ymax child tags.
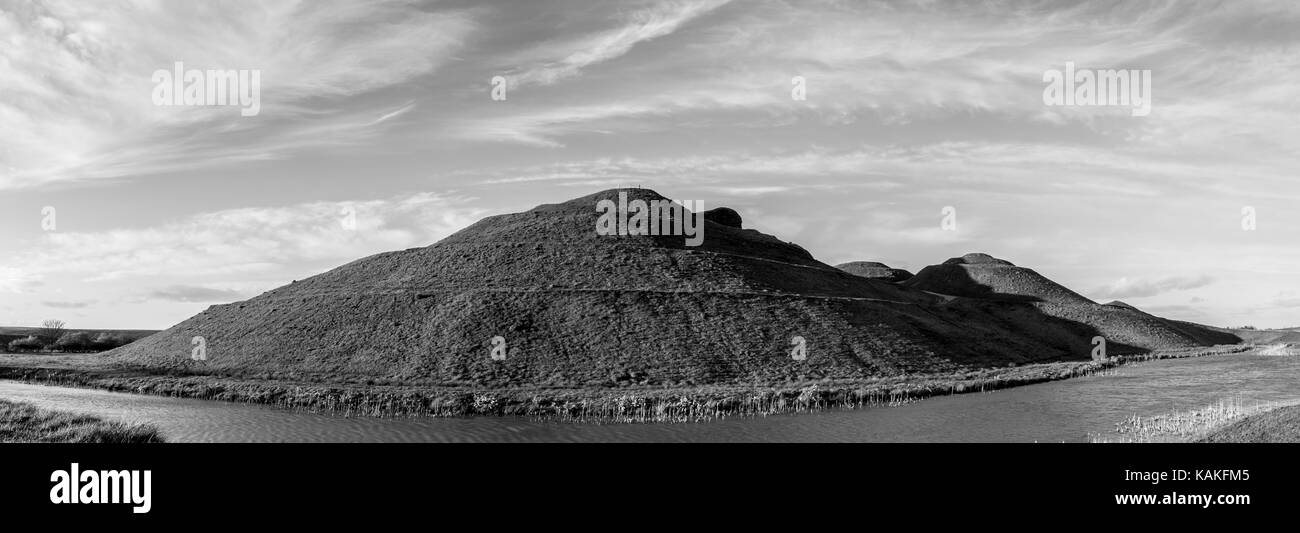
<box><xmin>91</xmin><ymin>332</ymin><xmax>129</xmax><ymax>351</ymax></box>
<box><xmin>54</xmin><ymin>331</ymin><xmax>94</xmax><ymax>352</ymax></box>
<box><xmin>39</xmin><ymin>319</ymin><xmax>67</xmax><ymax>344</ymax></box>
<box><xmin>8</xmin><ymin>336</ymin><xmax>44</xmax><ymax>352</ymax></box>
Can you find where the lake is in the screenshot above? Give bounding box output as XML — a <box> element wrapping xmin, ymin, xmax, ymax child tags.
<box><xmin>2</xmin><ymin>351</ymin><xmax>1296</xmax><ymax>442</ymax></box>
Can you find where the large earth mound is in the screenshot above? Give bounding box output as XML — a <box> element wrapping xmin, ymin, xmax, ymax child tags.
<box><xmin>106</xmin><ymin>189</ymin><xmax>1235</xmax><ymax>387</ymax></box>
<box><xmin>903</xmin><ymin>254</ymin><xmax>1238</xmax><ymax>350</ymax></box>
<box><xmin>835</xmin><ymin>262</ymin><xmax>914</xmax><ymax>282</ymax></box>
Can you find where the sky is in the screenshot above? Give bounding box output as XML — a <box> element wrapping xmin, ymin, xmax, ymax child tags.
<box><xmin>1</xmin><ymin>0</ymin><xmax>1298</xmax><ymax>330</ymax></box>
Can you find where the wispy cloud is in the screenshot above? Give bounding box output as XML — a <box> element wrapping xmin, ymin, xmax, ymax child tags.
<box><xmin>501</xmin><ymin>0</ymin><xmax>730</xmax><ymax>88</ymax></box>
<box><xmin>2</xmin><ymin>192</ymin><xmax>489</xmax><ymax>283</ymax></box>
<box><xmin>0</xmin><ymin>0</ymin><xmax>477</xmax><ymax>189</ymax></box>
<box><xmin>42</xmin><ymin>300</ymin><xmax>94</xmax><ymax>309</ymax></box>
<box><xmin>1272</xmin><ymin>292</ymin><xmax>1300</xmax><ymax>309</ymax></box>
<box><xmin>1090</xmin><ymin>275</ymin><xmax>1217</xmax><ymax>300</ymax></box>
<box><xmin>144</xmin><ymin>286</ymin><xmax>247</xmax><ymax>303</ymax></box>
<box><xmin>3</xmin><ymin>0</ymin><xmax>1299</xmax><ymax>330</ymax></box>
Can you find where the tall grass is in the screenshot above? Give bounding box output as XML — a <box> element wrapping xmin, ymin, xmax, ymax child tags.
<box><xmin>1254</xmin><ymin>343</ymin><xmax>1299</xmax><ymax>356</ymax></box>
<box><xmin>0</xmin><ymin>399</ymin><xmax>164</xmax><ymax>443</ymax></box>
<box><xmin>1091</xmin><ymin>395</ymin><xmax>1300</xmax><ymax>443</ymax></box>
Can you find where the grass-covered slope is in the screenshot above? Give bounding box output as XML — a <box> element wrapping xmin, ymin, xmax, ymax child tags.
<box><xmin>903</xmin><ymin>253</ymin><xmax>1091</xmax><ymax>304</ymax></box>
<box><xmin>1199</xmin><ymin>405</ymin><xmax>1300</xmax><ymax>443</ymax></box>
<box><xmin>903</xmin><ymin>253</ymin><xmax>1238</xmax><ymax>351</ymax></box>
<box><xmin>105</xmin><ymin>189</ymin><xmax>1234</xmax><ymax>389</ymax></box>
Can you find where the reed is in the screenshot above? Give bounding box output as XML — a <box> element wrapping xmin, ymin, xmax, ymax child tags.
<box><xmin>1091</xmin><ymin>395</ymin><xmax>1300</xmax><ymax>443</ymax></box>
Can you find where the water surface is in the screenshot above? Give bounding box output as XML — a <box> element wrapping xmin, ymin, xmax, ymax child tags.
<box><xmin>1</xmin><ymin>353</ymin><xmax>1295</xmax><ymax>442</ymax></box>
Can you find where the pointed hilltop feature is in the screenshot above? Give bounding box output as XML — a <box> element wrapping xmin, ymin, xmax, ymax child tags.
<box><xmin>942</xmin><ymin>253</ymin><xmax>1016</xmax><ymax>266</ymax></box>
<box><xmin>835</xmin><ymin>261</ymin><xmax>914</xmax><ymax>283</ymax></box>
<box><xmin>703</xmin><ymin>207</ymin><xmax>743</xmax><ymax>229</ymax></box>
<box><xmin>1105</xmin><ymin>301</ymin><xmax>1139</xmax><ymax>310</ymax></box>
<box><xmin>905</xmin><ymin>253</ymin><xmax>1089</xmax><ymax>304</ymax></box>
<box><xmin>107</xmin><ymin>190</ymin><xmax>1238</xmax><ymax>388</ymax></box>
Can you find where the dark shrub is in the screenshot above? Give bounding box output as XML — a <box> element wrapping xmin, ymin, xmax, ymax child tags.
<box><xmin>7</xmin><ymin>336</ymin><xmax>44</xmax><ymax>352</ymax></box>
<box><xmin>54</xmin><ymin>332</ymin><xmax>94</xmax><ymax>352</ymax></box>
<box><xmin>91</xmin><ymin>333</ymin><xmax>129</xmax><ymax>350</ymax></box>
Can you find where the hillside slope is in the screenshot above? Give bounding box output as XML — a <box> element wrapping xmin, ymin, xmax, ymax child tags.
<box><xmin>106</xmin><ymin>189</ymin><xmax>1234</xmax><ymax>388</ymax></box>
<box><xmin>903</xmin><ymin>254</ymin><xmax>1238</xmax><ymax>351</ymax></box>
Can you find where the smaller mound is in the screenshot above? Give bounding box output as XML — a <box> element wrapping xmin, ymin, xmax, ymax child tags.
<box><xmin>834</xmin><ymin>261</ymin><xmax>914</xmax><ymax>282</ymax></box>
<box><xmin>703</xmin><ymin>207</ymin><xmax>743</xmax><ymax>229</ymax></box>
<box><xmin>1231</xmin><ymin>328</ymin><xmax>1300</xmax><ymax>344</ymax></box>
<box><xmin>943</xmin><ymin>253</ymin><xmax>1015</xmax><ymax>266</ymax></box>
<box><xmin>1105</xmin><ymin>301</ymin><xmax>1139</xmax><ymax>310</ymax></box>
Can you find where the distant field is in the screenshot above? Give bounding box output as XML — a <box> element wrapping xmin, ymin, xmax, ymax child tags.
<box><xmin>1228</xmin><ymin>328</ymin><xmax>1300</xmax><ymax>345</ymax></box>
<box><xmin>0</xmin><ymin>326</ymin><xmax>158</xmax><ymax>338</ymax></box>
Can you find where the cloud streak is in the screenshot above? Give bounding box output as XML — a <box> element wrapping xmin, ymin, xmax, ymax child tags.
<box><xmin>144</xmin><ymin>286</ymin><xmax>247</xmax><ymax>303</ymax></box>
<box><xmin>0</xmin><ymin>0</ymin><xmax>477</xmax><ymax>189</ymax></box>
<box><xmin>2</xmin><ymin>192</ymin><xmax>489</xmax><ymax>284</ymax></box>
<box><xmin>1090</xmin><ymin>275</ymin><xmax>1217</xmax><ymax>300</ymax></box>
<box><xmin>502</xmin><ymin>0</ymin><xmax>730</xmax><ymax>88</ymax></box>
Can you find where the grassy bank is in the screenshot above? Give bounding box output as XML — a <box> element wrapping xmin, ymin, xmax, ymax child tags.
<box><xmin>0</xmin><ymin>345</ymin><xmax>1251</xmax><ymax>423</ymax></box>
<box><xmin>1091</xmin><ymin>396</ymin><xmax>1300</xmax><ymax>443</ymax></box>
<box><xmin>0</xmin><ymin>399</ymin><xmax>165</xmax><ymax>443</ymax></box>
<box><xmin>1198</xmin><ymin>404</ymin><xmax>1300</xmax><ymax>443</ymax></box>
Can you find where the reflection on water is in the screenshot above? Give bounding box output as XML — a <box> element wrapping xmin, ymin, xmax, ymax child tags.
<box><xmin>1</xmin><ymin>353</ymin><xmax>1296</xmax><ymax>442</ymax></box>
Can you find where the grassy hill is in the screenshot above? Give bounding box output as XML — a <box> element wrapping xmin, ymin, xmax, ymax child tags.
<box><xmin>103</xmin><ymin>188</ymin><xmax>1236</xmax><ymax>389</ymax></box>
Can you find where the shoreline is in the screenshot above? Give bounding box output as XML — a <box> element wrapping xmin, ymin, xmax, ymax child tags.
<box><xmin>0</xmin><ymin>345</ymin><xmax>1253</xmax><ymax>423</ymax></box>
<box><xmin>1091</xmin><ymin>395</ymin><xmax>1300</xmax><ymax>443</ymax></box>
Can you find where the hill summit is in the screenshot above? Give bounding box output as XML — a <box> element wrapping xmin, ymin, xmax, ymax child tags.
<box><xmin>904</xmin><ymin>252</ymin><xmax>1089</xmax><ymax>304</ymax></box>
<box><xmin>834</xmin><ymin>261</ymin><xmax>914</xmax><ymax>282</ymax></box>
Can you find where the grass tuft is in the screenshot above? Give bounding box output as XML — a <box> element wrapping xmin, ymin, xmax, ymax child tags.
<box><xmin>0</xmin><ymin>399</ymin><xmax>165</xmax><ymax>443</ymax></box>
<box><xmin>1091</xmin><ymin>395</ymin><xmax>1300</xmax><ymax>443</ymax></box>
